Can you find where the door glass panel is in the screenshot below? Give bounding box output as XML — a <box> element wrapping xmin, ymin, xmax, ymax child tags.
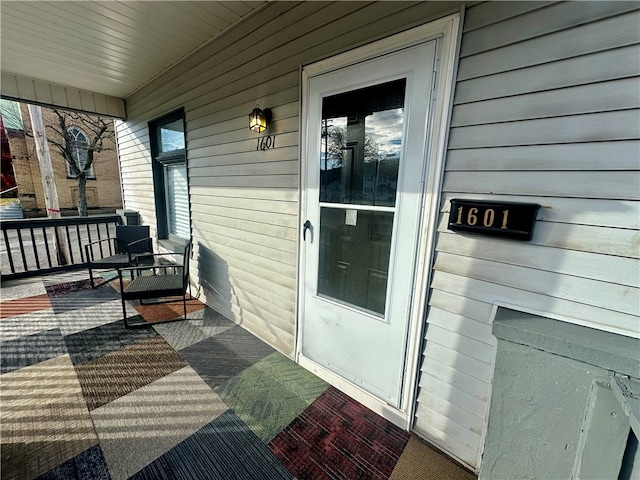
<box><xmin>320</xmin><ymin>79</ymin><xmax>406</xmax><ymax>207</ymax></box>
<box><xmin>318</xmin><ymin>207</ymin><xmax>393</xmax><ymax>316</ymax></box>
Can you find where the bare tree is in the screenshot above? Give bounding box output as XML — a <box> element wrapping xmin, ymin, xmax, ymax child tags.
<box><xmin>45</xmin><ymin>110</ymin><xmax>115</xmax><ymax>216</ymax></box>
<box><xmin>323</xmin><ymin>121</ymin><xmax>347</xmax><ymax>167</ymax></box>
<box><xmin>323</xmin><ymin>122</ymin><xmax>380</xmax><ymax>167</ymax></box>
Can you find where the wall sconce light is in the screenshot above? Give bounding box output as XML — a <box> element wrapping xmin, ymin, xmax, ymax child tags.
<box><xmin>249</xmin><ymin>105</ymin><xmax>271</xmax><ymax>133</ymax></box>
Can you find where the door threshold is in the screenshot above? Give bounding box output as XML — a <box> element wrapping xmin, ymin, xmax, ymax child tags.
<box><xmin>298</xmin><ymin>353</ymin><xmax>409</xmax><ymax>429</ymax></box>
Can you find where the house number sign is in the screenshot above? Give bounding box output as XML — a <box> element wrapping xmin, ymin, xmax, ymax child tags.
<box><xmin>448</xmin><ymin>199</ymin><xmax>540</xmax><ymax>241</ymax></box>
<box><xmin>256</xmin><ymin>135</ymin><xmax>276</xmax><ymax>151</ymax></box>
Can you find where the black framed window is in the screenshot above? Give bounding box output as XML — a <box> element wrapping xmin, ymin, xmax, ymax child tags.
<box><xmin>149</xmin><ymin>109</ymin><xmax>190</xmax><ymax>240</ymax></box>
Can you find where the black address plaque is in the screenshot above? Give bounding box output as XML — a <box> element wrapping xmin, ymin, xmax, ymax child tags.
<box><xmin>448</xmin><ymin>199</ymin><xmax>540</xmax><ymax>241</ymax></box>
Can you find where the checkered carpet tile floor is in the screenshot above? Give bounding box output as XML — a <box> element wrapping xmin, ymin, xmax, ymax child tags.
<box><xmin>0</xmin><ymin>270</ymin><xmax>476</xmax><ymax>480</ymax></box>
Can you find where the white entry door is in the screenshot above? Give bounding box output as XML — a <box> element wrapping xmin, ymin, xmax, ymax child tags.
<box><xmin>300</xmin><ymin>40</ymin><xmax>436</xmax><ymax>408</ymax></box>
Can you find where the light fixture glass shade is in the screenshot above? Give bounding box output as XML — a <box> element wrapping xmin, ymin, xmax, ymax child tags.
<box><xmin>249</xmin><ymin>107</ymin><xmax>267</xmax><ymax>133</ymax></box>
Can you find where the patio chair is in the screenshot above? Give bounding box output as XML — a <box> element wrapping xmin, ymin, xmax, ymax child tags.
<box><xmin>118</xmin><ymin>240</ymin><xmax>193</xmax><ymax>328</ymax></box>
<box><xmin>84</xmin><ymin>225</ymin><xmax>152</xmax><ymax>288</ymax></box>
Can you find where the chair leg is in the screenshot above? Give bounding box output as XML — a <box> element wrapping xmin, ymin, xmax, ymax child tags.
<box><xmin>89</xmin><ymin>266</ymin><xmax>95</xmax><ymax>288</ymax></box>
<box><xmin>183</xmin><ymin>293</ymin><xmax>187</xmax><ymax>320</ymax></box>
<box><xmin>122</xmin><ymin>300</ymin><xmax>130</xmax><ymax>328</ymax></box>
<box><xmin>120</xmin><ymin>275</ymin><xmax>129</xmax><ymax>328</ymax></box>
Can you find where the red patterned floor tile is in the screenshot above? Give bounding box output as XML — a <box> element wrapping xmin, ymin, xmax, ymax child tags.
<box><xmin>268</xmin><ymin>386</ymin><xmax>410</xmax><ymax>480</ymax></box>
<box><xmin>134</xmin><ymin>296</ymin><xmax>205</xmax><ymax>323</ymax></box>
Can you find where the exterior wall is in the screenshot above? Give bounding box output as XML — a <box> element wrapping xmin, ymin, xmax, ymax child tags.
<box><xmin>115</xmin><ymin>0</ymin><xmax>640</xmax><ymax>473</ymax></box>
<box><xmin>11</xmin><ymin>103</ymin><xmax>122</xmax><ymax>216</ymax></box>
<box><xmin>414</xmin><ymin>0</ymin><xmax>640</xmax><ymax>469</ymax></box>
<box><xmin>117</xmin><ymin>1</ymin><xmax>464</xmax><ymax>356</ymax></box>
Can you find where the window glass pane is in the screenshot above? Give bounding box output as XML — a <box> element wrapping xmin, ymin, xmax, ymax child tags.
<box><xmin>320</xmin><ymin>79</ymin><xmax>405</xmax><ymax>207</ymax></box>
<box><xmin>165</xmin><ymin>163</ymin><xmax>190</xmax><ymax>238</ymax></box>
<box><xmin>0</xmin><ymin>100</ymin><xmax>24</xmax><ymax>130</ymax></box>
<box><xmin>68</xmin><ymin>128</ymin><xmax>93</xmax><ymax>177</ymax></box>
<box><xmin>157</xmin><ymin>119</ymin><xmax>185</xmax><ymax>153</ymax></box>
<box><xmin>318</xmin><ymin>207</ymin><xmax>393</xmax><ymax>316</ymax></box>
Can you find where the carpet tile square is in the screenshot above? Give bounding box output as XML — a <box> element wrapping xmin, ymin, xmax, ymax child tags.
<box><xmin>0</xmin><ymin>278</ymin><xmax>46</xmax><ymax>301</ymax></box>
<box><xmin>0</xmin><ymin>309</ymin><xmax>59</xmax><ymax>342</ymax></box>
<box><xmin>99</xmin><ymin>270</ymin><xmax>119</xmax><ymax>283</ymax></box>
<box><xmin>45</xmin><ymin>278</ymin><xmax>101</xmax><ymax>298</ymax></box>
<box><xmin>389</xmin><ymin>436</ymin><xmax>476</xmax><ymax>480</ymax></box>
<box><xmin>134</xmin><ymin>296</ymin><xmax>205</xmax><ymax>323</ymax></box>
<box><xmin>74</xmin><ymin>336</ymin><xmax>188</xmax><ymax>411</ymax></box>
<box><xmin>268</xmin><ymin>386</ymin><xmax>410</xmax><ymax>480</ymax></box>
<box><xmin>1</xmin><ymin>328</ymin><xmax>67</xmax><ymax>374</ymax></box>
<box><xmin>1</xmin><ymin>355</ymin><xmax>99</xmax><ymax>480</ymax></box>
<box><xmin>64</xmin><ymin>319</ymin><xmax>159</xmax><ymax>366</ymax></box>
<box><xmin>41</xmin><ymin>271</ymin><xmax>92</xmax><ymax>286</ymax></box>
<box><xmin>153</xmin><ymin>306</ymin><xmax>236</xmax><ymax>351</ymax></box>
<box><xmin>91</xmin><ymin>365</ymin><xmax>228</xmax><ymax>480</ymax></box>
<box><xmin>0</xmin><ymin>293</ymin><xmax>52</xmax><ymax>319</ymax></box>
<box><xmin>36</xmin><ymin>445</ymin><xmax>111</xmax><ymax>480</ymax></box>
<box><xmin>180</xmin><ymin>325</ymin><xmax>275</xmax><ymax>388</ymax></box>
<box><xmin>215</xmin><ymin>352</ymin><xmax>329</xmax><ymax>443</ymax></box>
<box><xmin>129</xmin><ymin>410</ymin><xmax>293</xmax><ymax>480</ymax></box>
<box><xmin>48</xmin><ymin>284</ymin><xmax>120</xmax><ymax>314</ymax></box>
<box><xmin>55</xmin><ymin>300</ymin><xmax>137</xmax><ymax>337</ymax></box>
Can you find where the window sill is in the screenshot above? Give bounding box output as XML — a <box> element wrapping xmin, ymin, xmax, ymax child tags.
<box><xmin>157</xmin><ymin>236</ymin><xmax>189</xmax><ymax>254</ymax></box>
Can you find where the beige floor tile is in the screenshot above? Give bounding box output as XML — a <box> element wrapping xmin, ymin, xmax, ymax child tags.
<box><xmin>1</xmin><ymin>355</ymin><xmax>98</xmax><ymax>480</ymax></box>
<box><xmin>91</xmin><ymin>365</ymin><xmax>228</xmax><ymax>480</ymax></box>
<box><xmin>390</xmin><ymin>436</ymin><xmax>477</xmax><ymax>480</ymax></box>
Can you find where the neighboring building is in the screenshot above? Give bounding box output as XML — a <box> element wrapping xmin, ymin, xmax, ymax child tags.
<box><xmin>0</xmin><ymin>116</ymin><xmax>16</xmax><ymax>193</ymax></box>
<box><xmin>0</xmin><ymin>100</ymin><xmax>122</xmax><ymax>216</ymax></box>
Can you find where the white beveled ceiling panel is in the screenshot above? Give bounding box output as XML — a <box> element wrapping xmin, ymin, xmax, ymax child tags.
<box><xmin>0</xmin><ymin>1</ymin><xmax>267</xmax><ymax>108</ymax></box>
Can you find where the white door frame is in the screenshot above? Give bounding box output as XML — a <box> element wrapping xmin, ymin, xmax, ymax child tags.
<box><xmin>296</xmin><ymin>14</ymin><xmax>460</xmax><ymax>429</ymax></box>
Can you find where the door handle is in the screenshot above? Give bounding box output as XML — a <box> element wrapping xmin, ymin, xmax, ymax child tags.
<box><xmin>303</xmin><ymin>220</ymin><xmax>312</xmax><ymax>241</ymax></box>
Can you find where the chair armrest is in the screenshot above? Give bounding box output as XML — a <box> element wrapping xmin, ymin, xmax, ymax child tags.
<box><xmin>85</xmin><ymin>238</ymin><xmax>115</xmax><ymax>248</ymax></box>
<box><xmin>126</xmin><ymin>237</ymin><xmax>153</xmax><ymax>261</ymax></box>
<box><xmin>84</xmin><ymin>238</ymin><xmax>117</xmax><ymax>261</ymax></box>
<box><xmin>133</xmin><ymin>252</ymin><xmax>181</xmax><ymax>265</ymax></box>
<box><xmin>117</xmin><ymin>263</ymin><xmax>185</xmax><ymax>281</ymax></box>
<box><xmin>127</xmin><ymin>237</ymin><xmax>152</xmax><ymax>250</ymax></box>
<box><xmin>118</xmin><ymin>263</ymin><xmax>185</xmax><ymax>273</ymax></box>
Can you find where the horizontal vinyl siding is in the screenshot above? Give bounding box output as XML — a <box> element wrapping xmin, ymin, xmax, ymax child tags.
<box><xmin>115</xmin><ymin>121</ymin><xmax>156</xmax><ymax>237</ymax></box>
<box><xmin>414</xmin><ymin>1</ymin><xmax>640</xmax><ymax>470</ymax></box>
<box><xmin>116</xmin><ymin>1</ymin><xmax>464</xmax><ymax>356</ymax></box>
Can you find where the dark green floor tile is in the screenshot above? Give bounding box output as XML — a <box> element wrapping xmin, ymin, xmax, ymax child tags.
<box><xmin>215</xmin><ymin>352</ymin><xmax>328</xmax><ymax>443</ymax></box>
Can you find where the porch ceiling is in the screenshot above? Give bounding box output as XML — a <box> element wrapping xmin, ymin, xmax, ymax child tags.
<box><xmin>0</xmin><ymin>1</ymin><xmax>268</xmax><ymax>115</ymax></box>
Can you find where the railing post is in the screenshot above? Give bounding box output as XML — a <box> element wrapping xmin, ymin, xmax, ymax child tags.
<box><xmin>3</xmin><ymin>228</ymin><xmax>15</xmax><ymax>274</ymax></box>
<box><xmin>16</xmin><ymin>229</ymin><xmax>27</xmax><ymax>272</ymax></box>
<box><xmin>42</xmin><ymin>227</ymin><xmax>53</xmax><ymax>268</ymax></box>
<box><xmin>29</xmin><ymin>228</ymin><xmax>41</xmax><ymax>270</ymax></box>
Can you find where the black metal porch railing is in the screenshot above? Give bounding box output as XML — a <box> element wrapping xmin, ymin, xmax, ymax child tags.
<box><xmin>1</xmin><ymin>214</ymin><xmax>122</xmax><ymax>281</ymax></box>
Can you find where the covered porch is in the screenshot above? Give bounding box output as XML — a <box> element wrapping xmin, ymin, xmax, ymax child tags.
<box><xmin>0</xmin><ymin>269</ymin><xmax>474</xmax><ymax>479</ymax></box>
<box><xmin>3</xmin><ymin>1</ymin><xmax>639</xmax><ymax>478</ymax></box>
